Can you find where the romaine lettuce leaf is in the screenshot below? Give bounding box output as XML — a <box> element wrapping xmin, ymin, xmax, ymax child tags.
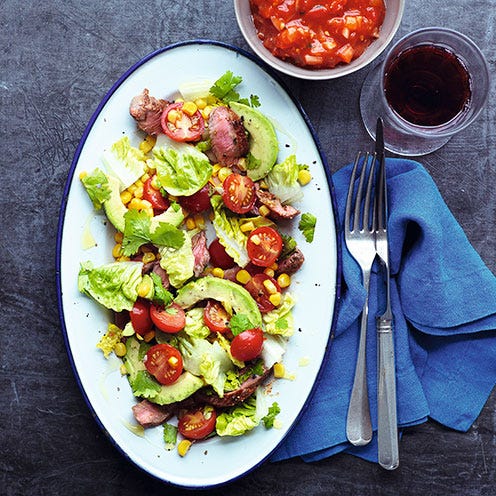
<box><xmin>262</xmin><ymin>292</ymin><xmax>296</xmax><ymax>337</ymax></box>
<box><xmin>266</xmin><ymin>154</ymin><xmax>304</xmax><ymax>205</ymax></box>
<box><xmin>78</xmin><ymin>261</ymin><xmax>143</xmax><ymax>311</ymax></box>
<box><xmin>80</xmin><ymin>168</ymin><xmax>111</xmax><ymax>209</ymax></box>
<box><xmin>102</xmin><ymin>136</ymin><xmax>146</xmax><ymax>190</ymax></box>
<box><xmin>177</xmin><ymin>336</ymin><xmax>233</xmax><ymax>397</ymax></box>
<box><xmin>210</xmin><ymin>195</ymin><xmax>249</xmax><ymax>267</ymax></box>
<box><xmin>153</xmin><ymin>136</ymin><xmax>212</xmax><ymax>196</ymax></box>
<box><xmin>158</xmin><ymin>229</ymin><xmax>195</xmax><ymax>288</ymax></box>
<box><xmin>183</xmin><ymin>307</ymin><xmax>211</xmax><ymax>339</ymax></box>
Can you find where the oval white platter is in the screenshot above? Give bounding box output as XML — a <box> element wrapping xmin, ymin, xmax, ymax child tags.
<box><xmin>56</xmin><ymin>40</ymin><xmax>340</xmax><ymax>488</ymax></box>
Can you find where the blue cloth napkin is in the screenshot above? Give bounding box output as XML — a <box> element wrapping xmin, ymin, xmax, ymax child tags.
<box><xmin>272</xmin><ymin>158</ymin><xmax>496</xmax><ymax>463</ymax></box>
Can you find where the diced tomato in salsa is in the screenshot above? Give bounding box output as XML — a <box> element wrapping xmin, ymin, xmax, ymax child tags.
<box><xmin>250</xmin><ymin>0</ymin><xmax>386</xmax><ymax>69</ymax></box>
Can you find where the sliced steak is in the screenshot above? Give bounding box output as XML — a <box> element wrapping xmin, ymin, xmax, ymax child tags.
<box><xmin>132</xmin><ymin>399</ymin><xmax>174</xmax><ymax>428</ymax></box>
<box><xmin>129</xmin><ymin>88</ymin><xmax>168</xmax><ymax>136</ymax></box>
<box><xmin>276</xmin><ymin>247</ymin><xmax>305</xmax><ymax>276</ymax></box>
<box><xmin>143</xmin><ymin>260</ymin><xmax>170</xmax><ymax>289</ymax></box>
<box><xmin>256</xmin><ymin>189</ymin><xmax>300</xmax><ymax>220</ymax></box>
<box><xmin>208</xmin><ymin>106</ymin><xmax>249</xmax><ymax>166</ymax></box>
<box><xmin>191</xmin><ymin>231</ymin><xmax>210</xmax><ymax>277</ymax></box>
<box><xmin>195</xmin><ymin>366</ymin><xmax>272</xmax><ymax>408</ymax></box>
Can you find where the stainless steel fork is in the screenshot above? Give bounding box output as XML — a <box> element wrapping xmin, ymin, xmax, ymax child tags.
<box><xmin>345</xmin><ymin>151</ymin><xmax>378</xmax><ymax>446</ymax></box>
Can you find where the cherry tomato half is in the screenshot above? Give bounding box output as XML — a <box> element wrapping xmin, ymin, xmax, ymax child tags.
<box><xmin>245</xmin><ymin>273</ymin><xmax>281</xmax><ymax>313</ymax></box>
<box><xmin>222</xmin><ymin>173</ymin><xmax>256</xmax><ymax>214</ymax></box>
<box><xmin>130</xmin><ymin>299</ymin><xmax>152</xmax><ymax>335</ymax></box>
<box><xmin>203</xmin><ymin>300</ymin><xmax>230</xmax><ymax>333</ymax></box>
<box><xmin>178</xmin><ymin>406</ymin><xmax>217</xmax><ymax>440</ymax></box>
<box><xmin>160</xmin><ymin>102</ymin><xmax>205</xmax><ymax>142</ymax></box>
<box><xmin>144</xmin><ymin>343</ymin><xmax>183</xmax><ymax>385</ymax></box>
<box><xmin>246</xmin><ymin>226</ymin><xmax>283</xmax><ymax>267</ymax></box>
<box><xmin>208</xmin><ymin>238</ymin><xmax>235</xmax><ymax>269</ymax></box>
<box><xmin>178</xmin><ymin>184</ymin><xmax>211</xmax><ymax>214</ymax></box>
<box><xmin>150</xmin><ymin>303</ymin><xmax>186</xmax><ymax>333</ymax></box>
<box><xmin>143</xmin><ymin>176</ymin><xmax>170</xmax><ymax>213</ymax></box>
<box><xmin>230</xmin><ymin>327</ymin><xmax>264</xmax><ymax>362</ymax></box>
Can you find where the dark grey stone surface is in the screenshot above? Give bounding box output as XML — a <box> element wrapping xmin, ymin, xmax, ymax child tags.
<box><xmin>1</xmin><ymin>1</ymin><xmax>495</xmax><ymax>495</ymax></box>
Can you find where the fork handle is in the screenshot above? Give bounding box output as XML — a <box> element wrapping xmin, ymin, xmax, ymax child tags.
<box><xmin>377</xmin><ymin>317</ymin><xmax>399</xmax><ymax>470</ymax></box>
<box><xmin>346</xmin><ymin>273</ymin><xmax>373</xmax><ymax>446</ymax></box>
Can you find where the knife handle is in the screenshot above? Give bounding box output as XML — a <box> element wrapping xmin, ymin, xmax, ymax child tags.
<box><xmin>377</xmin><ymin>317</ymin><xmax>399</xmax><ymax>470</ymax></box>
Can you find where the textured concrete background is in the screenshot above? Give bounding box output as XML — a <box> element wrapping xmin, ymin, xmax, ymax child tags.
<box><xmin>1</xmin><ymin>1</ymin><xmax>495</xmax><ymax>495</ymax></box>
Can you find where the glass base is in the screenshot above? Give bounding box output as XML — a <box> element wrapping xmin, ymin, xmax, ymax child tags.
<box><xmin>359</xmin><ymin>63</ymin><xmax>451</xmax><ymax>156</ymax></box>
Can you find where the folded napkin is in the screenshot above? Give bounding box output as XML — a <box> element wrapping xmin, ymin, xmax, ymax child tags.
<box><xmin>272</xmin><ymin>158</ymin><xmax>496</xmax><ymax>463</ymax></box>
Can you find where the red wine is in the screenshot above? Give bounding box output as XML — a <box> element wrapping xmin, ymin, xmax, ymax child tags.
<box><xmin>384</xmin><ymin>45</ymin><xmax>471</xmax><ymax>126</ymax></box>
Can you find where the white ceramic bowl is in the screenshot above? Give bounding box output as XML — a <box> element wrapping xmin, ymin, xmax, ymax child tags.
<box><xmin>234</xmin><ymin>0</ymin><xmax>405</xmax><ymax>80</ymax></box>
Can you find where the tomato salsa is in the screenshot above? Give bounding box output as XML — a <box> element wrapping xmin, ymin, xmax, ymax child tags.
<box><xmin>250</xmin><ymin>0</ymin><xmax>386</xmax><ymax>69</ymax></box>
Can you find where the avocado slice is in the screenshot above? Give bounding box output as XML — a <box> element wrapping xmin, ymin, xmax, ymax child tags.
<box><xmin>103</xmin><ymin>175</ymin><xmax>127</xmax><ymax>232</ymax></box>
<box><xmin>175</xmin><ymin>277</ymin><xmax>262</xmax><ymax>328</ymax></box>
<box><xmin>124</xmin><ymin>336</ymin><xmax>204</xmax><ymax>405</ymax></box>
<box><xmin>229</xmin><ymin>101</ymin><xmax>278</xmax><ymax>181</ymax></box>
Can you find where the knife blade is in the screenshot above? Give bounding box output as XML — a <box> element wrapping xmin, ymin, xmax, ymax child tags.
<box><xmin>375</xmin><ymin>117</ymin><xmax>399</xmax><ymax>470</ymax></box>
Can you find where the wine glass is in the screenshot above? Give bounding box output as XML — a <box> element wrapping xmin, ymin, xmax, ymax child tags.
<box><xmin>360</xmin><ymin>27</ymin><xmax>490</xmax><ymax>156</ymax></box>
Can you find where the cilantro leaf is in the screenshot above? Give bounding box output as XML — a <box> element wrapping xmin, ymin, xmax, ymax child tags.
<box><xmin>163</xmin><ymin>423</ymin><xmax>178</xmax><ymax>450</ymax></box>
<box><xmin>299</xmin><ymin>213</ymin><xmax>317</xmax><ymax>243</ymax></box>
<box><xmin>280</xmin><ymin>233</ymin><xmax>297</xmax><ymax>258</ymax></box>
<box><xmin>262</xmin><ymin>402</ymin><xmax>281</xmax><ymax>428</ymax></box>
<box><xmin>150</xmin><ymin>272</ymin><xmax>173</xmax><ymax>307</ymax></box>
<box><xmin>210</xmin><ymin>71</ymin><xmax>243</xmax><ymax>103</ymax></box>
<box><xmin>121</xmin><ymin>210</ymin><xmax>185</xmax><ymax>256</ymax></box>
<box><xmin>229</xmin><ymin>314</ymin><xmax>255</xmax><ymax>336</ymax></box>
<box><xmin>150</xmin><ymin>222</ymin><xmax>185</xmax><ymax>249</ymax></box>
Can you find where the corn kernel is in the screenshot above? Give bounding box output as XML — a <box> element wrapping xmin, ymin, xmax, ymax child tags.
<box><xmin>201</xmin><ymin>105</ymin><xmax>214</xmax><ymax>119</ymax></box>
<box><xmin>273</xmin><ymin>362</ymin><xmax>285</xmax><ymax>378</ymax></box>
<box><xmin>236</xmin><ymin>269</ymin><xmax>251</xmax><ymax>285</ymax></box>
<box><xmin>145</xmin><ymin>207</ymin><xmax>154</xmax><ymax>218</ymax></box>
<box><xmin>141</xmin><ymin>172</ymin><xmax>150</xmax><ymax>183</ymax></box>
<box><xmin>128</xmin><ymin>198</ymin><xmax>143</xmax><ymax>210</ymax></box>
<box><xmin>269</xmin><ymin>292</ymin><xmax>282</xmax><ymax>306</ymax></box>
<box><xmin>178</xmin><ymin>439</ymin><xmax>192</xmax><ymax>457</ymax></box>
<box><xmin>134</xmin><ymin>186</ymin><xmax>144</xmax><ymax>199</ymax></box>
<box><xmin>117</xmin><ymin>255</ymin><xmax>130</xmax><ymax>262</ymax></box>
<box><xmin>141</xmin><ymin>199</ymin><xmax>152</xmax><ymax>209</ymax></box>
<box><xmin>186</xmin><ymin>217</ymin><xmax>196</xmax><ymax>230</ymax></box>
<box><xmin>277</xmin><ymin>273</ymin><xmax>291</xmax><ymax>288</ymax></box>
<box><xmin>263</xmin><ymin>279</ymin><xmax>278</xmax><ymax>294</ymax></box>
<box><xmin>168</xmin><ymin>356</ymin><xmax>180</xmax><ymax>368</ymax></box>
<box><xmin>182</xmin><ymin>101</ymin><xmax>198</xmax><ymax>116</ymax></box>
<box><xmin>79</xmin><ymin>171</ymin><xmax>88</xmax><ymax>180</ymax></box>
<box><xmin>259</xmin><ymin>205</ymin><xmax>271</xmax><ymax>217</ymax></box>
<box><xmin>120</xmin><ymin>191</ymin><xmax>132</xmax><ymax>204</ymax></box>
<box><xmin>240</xmin><ymin>221</ymin><xmax>255</xmax><ymax>233</ymax></box>
<box><xmin>167</xmin><ymin>109</ymin><xmax>180</xmax><ymax>123</ymax></box>
<box><xmin>137</xmin><ymin>278</ymin><xmax>152</xmax><ymax>298</ymax></box>
<box><xmin>212</xmin><ymin>164</ymin><xmax>222</xmax><ymax>176</ymax></box>
<box><xmin>112</xmin><ymin>244</ymin><xmax>122</xmax><ymax>259</ymax></box>
<box><xmin>298</xmin><ymin>169</ymin><xmax>312</xmax><ymax>186</ymax></box>
<box><xmin>150</xmin><ymin>175</ymin><xmax>161</xmax><ymax>190</ymax></box>
<box><xmin>143</xmin><ymin>330</ymin><xmax>155</xmax><ymax>342</ymax></box>
<box><xmin>270</xmin><ymin>262</ymin><xmax>278</xmax><ymax>270</ymax></box>
<box><xmin>114</xmin><ymin>231</ymin><xmax>124</xmax><ymax>243</ymax></box>
<box><xmin>264</xmin><ymin>268</ymin><xmax>275</xmax><ymax>278</ymax></box>
<box><xmin>142</xmin><ymin>252</ymin><xmax>156</xmax><ymax>264</ymax></box>
<box><xmin>114</xmin><ymin>342</ymin><xmax>127</xmax><ymax>357</ymax></box>
<box><xmin>217</xmin><ymin>167</ymin><xmax>232</xmax><ymax>183</ymax></box>
<box><xmin>195</xmin><ymin>98</ymin><xmax>207</xmax><ymax>110</ymax></box>
<box><xmin>259</xmin><ymin>180</ymin><xmax>269</xmax><ymax>189</ymax></box>
<box><xmin>139</xmin><ymin>135</ymin><xmax>156</xmax><ymax>154</ymax></box>
<box><xmin>128</xmin><ymin>184</ymin><xmax>137</xmax><ymax>194</ymax></box>
<box><xmin>211</xmin><ymin>267</ymin><xmax>224</xmax><ymax>278</ymax></box>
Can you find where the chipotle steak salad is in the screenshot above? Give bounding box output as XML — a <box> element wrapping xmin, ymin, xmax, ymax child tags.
<box><xmin>77</xmin><ymin>71</ymin><xmax>316</xmax><ymax>456</ymax></box>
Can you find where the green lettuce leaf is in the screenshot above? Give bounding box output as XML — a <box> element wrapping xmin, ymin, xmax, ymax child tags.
<box><xmin>177</xmin><ymin>336</ymin><xmax>233</xmax><ymax>397</ymax></box>
<box><xmin>153</xmin><ymin>136</ymin><xmax>212</xmax><ymax>196</ymax></box>
<box><xmin>78</xmin><ymin>261</ymin><xmax>143</xmax><ymax>312</ymax></box>
<box><xmin>266</xmin><ymin>154</ymin><xmax>304</xmax><ymax>205</ymax></box>
<box><xmin>158</xmin><ymin>229</ymin><xmax>195</xmax><ymax>288</ymax></box>
<box><xmin>210</xmin><ymin>195</ymin><xmax>249</xmax><ymax>267</ymax></box>
<box><xmin>183</xmin><ymin>307</ymin><xmax>211</xmax><ymax>339</ymax></box>
<box><xmin>102</xmin><ymin>136</ymin><xmax>146</xmax><ymax>190</ymax></box>
<box><xmin>262</xmin><ymin>292</ymin><xmax>296</xmax><ymax>337</ymax></box>
<box><xmin>80</xmin><ymin>168</ymin><xmax>111</xmax><ymax>209</ymax></box>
